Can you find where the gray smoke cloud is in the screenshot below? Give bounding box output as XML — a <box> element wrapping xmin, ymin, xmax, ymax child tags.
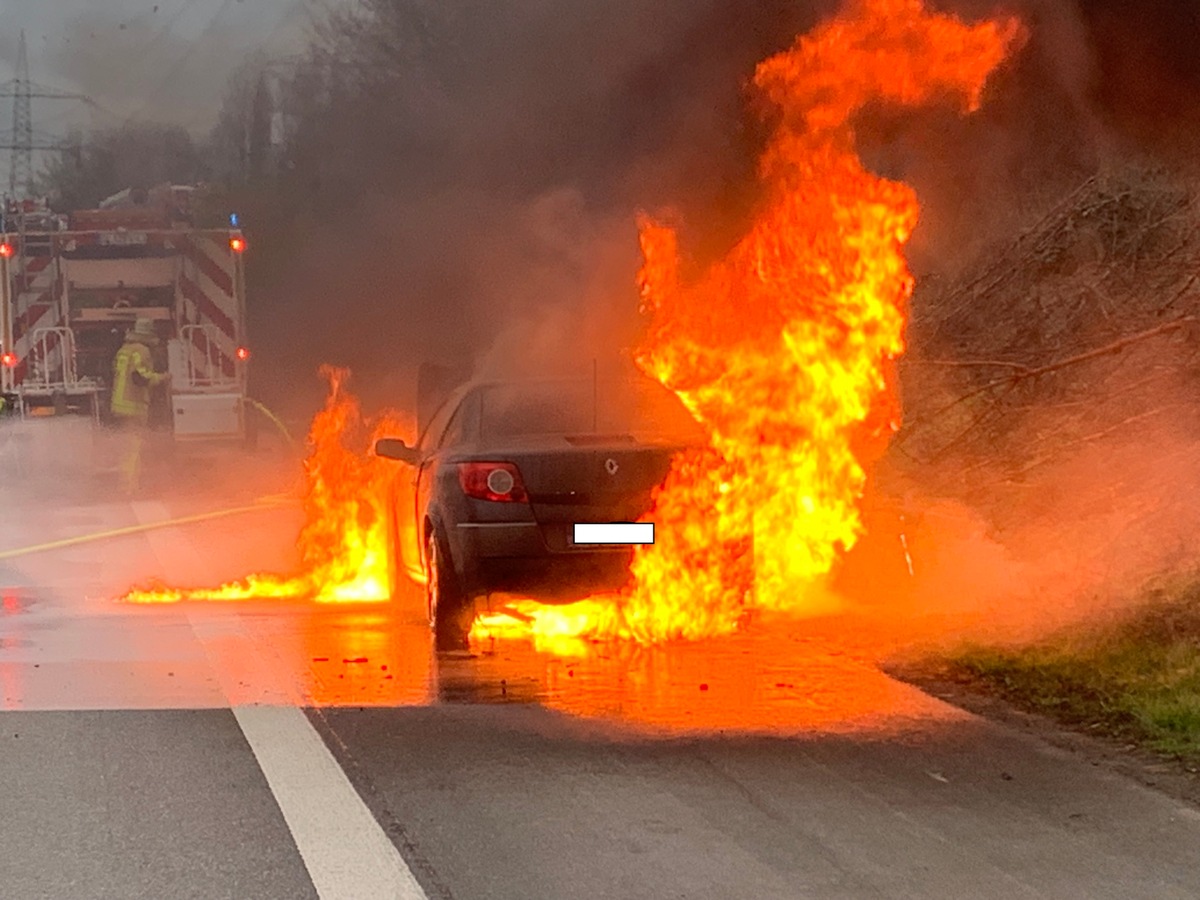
<box><xmin>10</xmin><ymin>0</ymin><xmax>1197</xmax><ymax>422</ymax></box>
<box><xmin>244</xmin><ymin>0</ymin><xmax>836</xmax><ymax>415</ymax></box>
<box><xmin>0</xmin><ymin>0</ymin><xmax>317</xmax><ymax>131</ymax></box>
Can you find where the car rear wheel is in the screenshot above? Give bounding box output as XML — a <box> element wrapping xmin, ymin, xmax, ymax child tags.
<box><xmin>425</xmin><ymin>528</ymin><xmax>472</xmax><ymax>651</ymax></box>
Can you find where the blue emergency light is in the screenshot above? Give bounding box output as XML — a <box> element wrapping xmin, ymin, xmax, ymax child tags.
<box><xmin>230</xmin><ymin>213</ymin><xmax>240</xmax><ymax>227</ymax></box>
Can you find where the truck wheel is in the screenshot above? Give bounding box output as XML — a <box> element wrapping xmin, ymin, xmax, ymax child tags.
<box><xmin>425</xmin><ymin>528</ymin><xmax>472</xmax><ymax>651</ymax></box>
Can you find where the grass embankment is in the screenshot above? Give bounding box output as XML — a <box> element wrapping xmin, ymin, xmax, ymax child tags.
<box><xmin>945</xmin><ymin>591</ymin><xmax>1200</xmax><ymax>760</ymax></box>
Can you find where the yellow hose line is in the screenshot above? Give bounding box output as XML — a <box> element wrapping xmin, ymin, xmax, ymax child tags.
<box><xmin>245</xmin><ymin>398</ymin><xmax>298</xmax><ymax>451</ymax></box>
<box><xmin>0</xmin><ymin>496</ymin><xmax>298</xmax><ymax>561</ymax></box>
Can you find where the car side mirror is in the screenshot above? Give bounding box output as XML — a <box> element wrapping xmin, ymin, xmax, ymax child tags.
<box><xmin>374</xmin><ymin>438</ymin><xmax>420</xmax><ymax>465</ymax></box>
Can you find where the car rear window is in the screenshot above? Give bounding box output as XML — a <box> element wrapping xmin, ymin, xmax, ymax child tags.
<box><xmin>478</xmin><ymin>378</ymin><xmax>704</xmax><ymax>441</ymax></box>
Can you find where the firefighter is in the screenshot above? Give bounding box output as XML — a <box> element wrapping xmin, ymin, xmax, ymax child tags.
<box><xmin>110</xmin><ymin>318</ymin><xmax>169</xmax><ymax>495</ymax></box>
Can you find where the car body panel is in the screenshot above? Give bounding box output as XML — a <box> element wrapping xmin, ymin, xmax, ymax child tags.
<box><xmin>379</xmin><ymin>374</ymin><xmax>703</xmax><ymax>602</ymax></box>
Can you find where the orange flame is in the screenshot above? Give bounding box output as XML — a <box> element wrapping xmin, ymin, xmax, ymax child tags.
<box><xmin>473</xmin><ymin>0</ymin><xmax>1022</xmax><ymax>647</ymax></box>
<box><xmin>124</xmin><ymin>366</ymin><xmax>411</xmax><ymax>604</ymax></box>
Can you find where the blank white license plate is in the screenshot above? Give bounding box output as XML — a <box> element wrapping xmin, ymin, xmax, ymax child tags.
<box><xmin>572</xmin><ymin>523</ymin><xmax>655</xmax><ymax>545</ymax></box>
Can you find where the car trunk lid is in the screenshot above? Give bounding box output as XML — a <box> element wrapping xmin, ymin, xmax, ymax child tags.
<box><xmin>488</xmin><ymin>436</ymin><xmax>684</xmax><ymax>549</ymax></box>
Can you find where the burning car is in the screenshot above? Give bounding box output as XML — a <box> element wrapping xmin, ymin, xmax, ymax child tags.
<box><xmin>374</xmin><ymin>371</ymin><xmax>705</xmax><ymax>649</ymax></box>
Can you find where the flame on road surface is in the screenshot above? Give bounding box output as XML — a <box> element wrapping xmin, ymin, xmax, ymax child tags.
<box><xmin>473</xmin><ymin>0</ymin><xmax>1021</xmax><ymax>648</ymax></box>
<box><xmin>124</xmin><ymin>367</ymin><xmax>409</xmax><ymax>605</ymax></box>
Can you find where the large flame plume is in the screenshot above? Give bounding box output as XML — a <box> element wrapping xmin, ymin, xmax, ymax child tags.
<box><xmin>125</xmin><ymin>366</ymin><xmax>409</xmax><ymax>604</ymax></box>
<box><xmin>473</xmin><ymin>0</ymin><xmax>1022</xmax><ymax>647</ymax></box>
<box><xmin>125</xmin><ymin>0</ymin><xmax>1021</xmax><ymax>651</ymax></box>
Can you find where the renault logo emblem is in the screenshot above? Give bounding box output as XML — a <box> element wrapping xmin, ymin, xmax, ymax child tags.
<box><xmin>605</xmin><ymin>458</ymin><xmax>619</xmax><ymax>476</ymax></box>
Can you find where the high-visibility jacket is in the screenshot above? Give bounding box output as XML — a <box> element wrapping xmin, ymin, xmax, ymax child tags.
<box><xmin>111</xmin><ymin>340</ymin><xmax>167</xmax><ymax>422</ymax></box>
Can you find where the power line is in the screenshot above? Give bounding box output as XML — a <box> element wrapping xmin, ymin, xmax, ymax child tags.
<box><xmin>173</xmin><ymin>0</ymin><xmax>316</xmax><ymax>133</ymax></box>
<box><xmin>1</xmin><ymin>28</ymin><xmax>103</xmax><ymax>199</ymax></box>
<box><xmin>0</xmin><ymin>130</ymin><xmax>80</xmax><ymax>151</ymax></box>
<box><xmin>126</xmin><ymin>0</ymin><xmax>238</xmax><ymax>125</ymax></box>
<box><xmin>31</xmin><ymin>0</ymin><xmax>203</xmax><ymax>115</ymax></box>
<box><xmin>111</xmin><ymin>0</ymin><xmax>206</xmax><ymax>101</ymax></box>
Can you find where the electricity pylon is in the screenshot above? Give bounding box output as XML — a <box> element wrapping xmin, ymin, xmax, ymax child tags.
<box><xmin>0</xmin><ymin>31</ymin><xmax>94</xmax><ymax>200</ymax></box>
<box><xmin>7</xmin><ymin>31</ymin><xmax>31</xmax><ymax>197</ymax></box>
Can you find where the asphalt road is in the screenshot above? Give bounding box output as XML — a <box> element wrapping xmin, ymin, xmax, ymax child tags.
<box><xmin>2</xmin><ymin>423</ymin><xmax>1200</xmax><ymax>899</ymax></box>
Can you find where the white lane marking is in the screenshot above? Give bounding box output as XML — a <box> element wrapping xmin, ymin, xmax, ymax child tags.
<box><xmin>129</xmin><ymin>501</ymin><xmax>428</xmax><ymax>900</ymax></box>
<box><xmin>233</xmin><ymin>705</ymin><xmax>428</xmax><ymax>900</ymax></box>
<box><xmin>573</xmin><ymin>521</ymin><xmax>655</xmax><ymax>544</ymax></box>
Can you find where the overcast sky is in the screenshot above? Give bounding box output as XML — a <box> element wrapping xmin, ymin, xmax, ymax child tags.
<box><xmin>0</xmin><ymin>0</ymin><xmax>339</xmax><ymax>135</ymax></box>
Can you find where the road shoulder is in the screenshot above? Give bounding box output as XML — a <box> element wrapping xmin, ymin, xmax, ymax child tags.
<box><xmin>889</xmin><ymin>659</ymin><xmax>1200</xmax><ymax>809</ymax></box>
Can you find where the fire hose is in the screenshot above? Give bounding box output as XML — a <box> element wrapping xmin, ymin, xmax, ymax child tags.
<box><xmin>243</xmin><ymin>398</ymin><xmax>299</xmax><ymax>453</ymax></box>
<box><xmin>0</xmin><ymin>494</ymin><xmax>296</xmax><ymax>562</ymax></box>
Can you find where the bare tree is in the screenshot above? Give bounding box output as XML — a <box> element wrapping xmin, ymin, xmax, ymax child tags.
<box><xmin>209</xmin><ymin>53</ymin><xmax>277</xmax><ymax>186</ymax></box>
<box><xmin>39</xmin><ymin>123</ymin><xmax>204</xmax><ymax>211</ymax></box>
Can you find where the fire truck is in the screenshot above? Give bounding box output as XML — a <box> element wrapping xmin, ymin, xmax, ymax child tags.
<box><xmin>0</xmin><ymin>186</ymin><xmax>252</xmax><ymax>442</ymax></box>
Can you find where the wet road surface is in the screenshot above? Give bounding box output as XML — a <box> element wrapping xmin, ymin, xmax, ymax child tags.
<box><xmin>3</xmin><ymin>428</ymin><xmax>1200</xmax><ymax>898</ymax></box>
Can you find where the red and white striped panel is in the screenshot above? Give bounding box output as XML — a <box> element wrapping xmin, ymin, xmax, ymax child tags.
<box><xmin>11</xmin><ymin>254</ymin><xmax>65</xmax><ymax>386</ymax></box>
<box><xmin>178</xmin><ymin>234</ymin><xmax>240</xmax><ymax>381</ymax></box>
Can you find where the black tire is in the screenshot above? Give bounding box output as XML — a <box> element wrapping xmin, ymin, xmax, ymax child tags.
<box><xmin>425</xmin><ymin>527</ymin><xmax>472</xmax><ymax>651</ymax></box>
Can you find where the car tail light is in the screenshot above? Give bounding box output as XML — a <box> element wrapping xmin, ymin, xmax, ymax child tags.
<box><xmin>236</xmin><ymin>346</ymin><xmax>251</xmax><ymax>361</ymax></box>
<box><xmin>0</xmin><ymin>243</ymin><xmax>12</xmax><ymax>259</ymax></box>
<box><xmin>0</xmin><ymin>351</ymin><xmax>16</xmax><ymax>368</ymax></box>
<box><xmin>458</xmin><ymin>462</ymin><xmax>529</xmax><ymax>503</ymax></box>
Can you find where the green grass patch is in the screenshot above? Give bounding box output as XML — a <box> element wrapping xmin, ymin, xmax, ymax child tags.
<box><xmin>947</xmin><ymin>586</ymin><xmax>1200</xmax><ymax>759</ymax></box>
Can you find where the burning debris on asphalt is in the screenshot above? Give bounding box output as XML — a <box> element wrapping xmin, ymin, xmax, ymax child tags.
<box><xmin>124</xmin><ymin>367</ymin><xmax>410</xmax><ymax>605</ymax></box>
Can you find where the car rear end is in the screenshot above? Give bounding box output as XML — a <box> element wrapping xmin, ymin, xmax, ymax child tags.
<box><xmin>441</xmin><ymin>378</ymin><xmax>703</xmax><ymax>601</ymax></box>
